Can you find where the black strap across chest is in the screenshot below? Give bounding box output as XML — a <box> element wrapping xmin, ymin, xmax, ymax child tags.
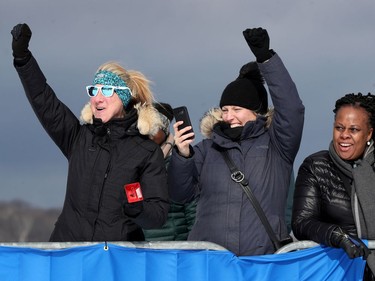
<box><xmin>219</xmin><ymin>148</ymin><xmax>283</xmax><ymax>250</ymax></box>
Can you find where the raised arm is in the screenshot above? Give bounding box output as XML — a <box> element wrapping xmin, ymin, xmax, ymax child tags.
<box><xmin>12</xmin><ymin>23</ymin><xmax>80</xmax><ymax>158</ymax></box>
<box><xmin>243</xmin><ymin>27</ymin><xmax>305</xmax><ymax>163</ymax></box>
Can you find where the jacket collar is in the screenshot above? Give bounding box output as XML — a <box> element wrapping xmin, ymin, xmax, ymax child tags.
<box><xmin>90</xmin><ymin>108</ymin><xmax>139</xmax><ymax>139</ymax></box>
<box><xmin>80</xmin><ymin>102</ymin><xmax>164</xmax><ymax>137</ymax></box>
<box><xmin>199</xmin><ymin>107</ymin><xmax>273</xmax><ymax>140</ymax></box>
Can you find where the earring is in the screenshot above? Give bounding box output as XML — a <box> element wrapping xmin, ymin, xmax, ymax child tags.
<box><xmin>367</xmin><ymin>141</ymin><xmax>371</xmax><ymax>146</ymax></box>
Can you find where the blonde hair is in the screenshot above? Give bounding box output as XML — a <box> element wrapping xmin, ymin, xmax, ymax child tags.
<box><xmin>96</xmin><ymin>61</ymin><xmax>154</xmax><ymax>107</ymax></box>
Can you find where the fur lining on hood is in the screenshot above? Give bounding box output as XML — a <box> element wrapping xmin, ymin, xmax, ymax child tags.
<box><xmin>199</xmin><ymin>107</ymin><xmax>274</xmax><ymax>139</ymax></box>
<box><xmin>199</xmin><ymin>108</ymin><xmax>223</xmax><ymax>139</ymax></box>
<box><xmin>80</xmin><ymin>102</ymin><xmax>163</xmax><ymax>137</ymax></box>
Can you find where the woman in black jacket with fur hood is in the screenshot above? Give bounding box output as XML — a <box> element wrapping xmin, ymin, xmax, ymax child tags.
<box><xmin>11</xmin><ymin>23</ymin><xmax>169</xmax><ymax>242</ymax></box>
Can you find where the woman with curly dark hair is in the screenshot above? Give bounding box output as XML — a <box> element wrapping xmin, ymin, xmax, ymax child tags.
<box><xmin>292</xmin><ymin>93</ymin><xmax>375</xmax><ymax>280</ymax></box>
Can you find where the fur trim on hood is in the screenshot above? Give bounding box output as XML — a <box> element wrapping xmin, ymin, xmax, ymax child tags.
<box><xmin>80</xmin><ymin>102</ymin><xmax>163</xmax><ymax>137</ymax></box>
<box><xmin>199</xmin><ymin>107</ymin><xmax>274</xmax><ymax>139</ymax></box>
<box><xmin>199</xmin><ymin>108</ymin><xmax>223</xmax><ymax>139</ymax></box>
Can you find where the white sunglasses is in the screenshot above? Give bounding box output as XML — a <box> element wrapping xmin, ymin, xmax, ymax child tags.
<box><xmin>86</xmin><ymin>85</ymin><xmax>132</xmax><ymax>98</ymax></box>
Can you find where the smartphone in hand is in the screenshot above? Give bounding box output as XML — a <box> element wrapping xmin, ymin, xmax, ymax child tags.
<box><xmin>173</xmin><ymin>106</ymin><xmax>194</xmax><ymax>140</ymax></box>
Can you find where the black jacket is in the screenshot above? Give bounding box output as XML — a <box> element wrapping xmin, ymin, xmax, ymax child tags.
<box><xmin>15</xmin><ymin>57</ymin><xmax>169</xmax><ymax>242</ymax></box>
<box><xmin>292</xmin><ymin>150</ymin><xmax>357</xmax><ymax>246</ymax></box>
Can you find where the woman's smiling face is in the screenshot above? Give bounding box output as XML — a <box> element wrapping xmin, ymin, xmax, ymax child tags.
<box><xmin>333</xmin><ymin>105</ymin><xmax>373</xmax><ymax>161</ymax></box>
<box><xmin>221</xmin><ymin>105</ymin><xmax>257</xmax><ymax>127</ymax></box>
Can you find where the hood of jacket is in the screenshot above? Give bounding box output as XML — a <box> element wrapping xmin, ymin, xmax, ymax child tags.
<box><xmin>79</xmin><ymin>102</ymin><xmax>164</xmax><ymax>137</ymax></box>
<box><xmin>199</xmin><ymin>107</ymin><xmax>274</xmax><ymax>139</ymax></box>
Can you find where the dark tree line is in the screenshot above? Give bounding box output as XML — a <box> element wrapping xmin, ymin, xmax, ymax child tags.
<box><xmin>0</xmin><ymin>200</ymin><xmax>60</xmax><ymax>242</ymax></box>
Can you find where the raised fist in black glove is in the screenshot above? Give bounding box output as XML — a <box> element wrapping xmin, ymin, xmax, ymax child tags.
<box><xmin>330</xmin><ymin>227</ymin><xmax>371</xmax><ymax>259</ymax></box>
<box><xmin>11</xmin><ymin>23</ymin><xmax>32</xmax><ymax>63</ymax></box>
<box><xmin>243</xmin><ymin>27</ymin><xmax>274</xmax><ymax>63</ymax></box>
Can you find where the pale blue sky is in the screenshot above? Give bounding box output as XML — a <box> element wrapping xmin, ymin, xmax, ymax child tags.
<box><xmin>1</xmin><ymin>0</ymin><xmax>375</xmax><ymax>208</ymax></box>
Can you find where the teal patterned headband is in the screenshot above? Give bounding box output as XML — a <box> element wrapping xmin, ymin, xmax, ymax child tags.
<box><xmin>93</xmin><ymin>70</ymin><xmax>132</xmax><ymax>107</ymax></box>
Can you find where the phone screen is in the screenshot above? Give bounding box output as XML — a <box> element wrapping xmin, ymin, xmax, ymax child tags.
<box><xmin>173</xmin><ymin>106</ymin><xmax>194</xmax><ymax>140</ymax></box>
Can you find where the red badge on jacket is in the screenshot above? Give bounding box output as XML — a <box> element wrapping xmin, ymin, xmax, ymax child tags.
<box><xmin>124</xmin><ymin>182</ymin><xmax>143</xmax><ymax>203</ymax></box>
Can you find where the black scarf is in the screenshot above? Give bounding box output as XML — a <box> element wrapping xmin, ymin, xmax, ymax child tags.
<box><xmin>214</xmin><ymin>121</ymin><xmax>258</xmax><ymax>142</ymax></box>
<box><xmin>214</xmin><ymin>122</ymin><xmax>243</xmax><ymax>141</ymax></box>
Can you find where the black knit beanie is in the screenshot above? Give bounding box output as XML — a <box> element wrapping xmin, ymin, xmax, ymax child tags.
<box><xmin>154</xmin><ymin>102</ymin><xmax>174</xmax><ymax>121</ymax></box>
<box><xmin>219</xmin><ymin>62</ymin><xmax>268</xmax><ymax>115</ymax></box>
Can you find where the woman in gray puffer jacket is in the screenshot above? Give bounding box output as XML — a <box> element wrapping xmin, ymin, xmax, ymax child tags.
<box><xmin>168</xmin><ymin>28</ymin><xmax>304</xmax><ymax>256</ymax></box>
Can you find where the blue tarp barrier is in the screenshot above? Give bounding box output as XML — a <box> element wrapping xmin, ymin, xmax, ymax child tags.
<box><xmin>0</xmin><ymin>242</ymin><xmax>366</xmax><ymax>281</ymax></box>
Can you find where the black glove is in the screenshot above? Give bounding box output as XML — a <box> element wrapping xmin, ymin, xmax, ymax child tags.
<box><xmin>123</xmin><ymin>201</ymin><xmax>144</xmax><ymax>218</ymax></box>
<box><xmin>11</xmin><ymin>23</ymin><xmax>32</xmax><ymax>63</ymax></box>
<box><xmin>243</xmin><ymin>27</ymin><xmax>274</xmax><ymax>63</ymax></box>
<box><xmin>330</xmin><ymin>227</ymin><xmax>371</xmax><ymax>260</ymax></box>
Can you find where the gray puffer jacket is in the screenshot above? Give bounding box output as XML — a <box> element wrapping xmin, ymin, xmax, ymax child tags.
<box><xmin>168</xmin><ymin>54</ymin><xmax>304</xmax><ymax>256</ymax></box>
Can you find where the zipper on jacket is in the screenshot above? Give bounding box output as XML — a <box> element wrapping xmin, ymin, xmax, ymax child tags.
<box><xmin>91</xmin><ymin>139</ymin><xmax>112</xmax><ymax>241</ymax></box>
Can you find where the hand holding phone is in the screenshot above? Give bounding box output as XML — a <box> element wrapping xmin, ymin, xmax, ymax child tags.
<box><xmin>173</xmin><ymin>106</ymin><xmax>194</xmax><ymax>140</ymax></box>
